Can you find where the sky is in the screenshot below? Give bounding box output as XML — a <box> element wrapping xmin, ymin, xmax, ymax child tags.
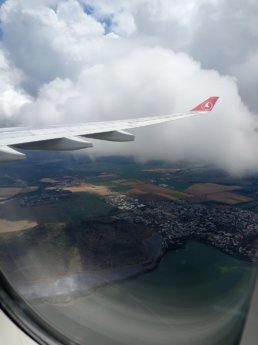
<box><xmin>0</xmin><ymin>0</ymin><xmax>258</xmax><ymax>175</ymax></box>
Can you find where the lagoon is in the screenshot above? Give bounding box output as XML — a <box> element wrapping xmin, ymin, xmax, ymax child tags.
<box><xmin>35</xmin><ymin>242</ymin><xmax>257</xmax><ymax>345</ymax></box>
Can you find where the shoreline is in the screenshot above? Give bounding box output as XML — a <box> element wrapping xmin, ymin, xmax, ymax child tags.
<box><xmin>21</xmin><ymin>233</ymin><xmax>165</xmax><ymax>304</ymax></box>
<box><xmin>19</xmin><ymin>234</ymin><xmax>255</xmax><ymax>305</ymax></box>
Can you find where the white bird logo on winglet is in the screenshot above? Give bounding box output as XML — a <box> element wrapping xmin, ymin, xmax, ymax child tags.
<box><xmin>202</xmin><ymin>101</ymin><xmax>213</xmax><ymax>111</ymax></box>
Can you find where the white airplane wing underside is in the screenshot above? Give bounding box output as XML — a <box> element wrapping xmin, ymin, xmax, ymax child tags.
<box><xmin>0</xmin><ymin>97</ymin><xmax>219</xmax><ymax>162</ymax></box>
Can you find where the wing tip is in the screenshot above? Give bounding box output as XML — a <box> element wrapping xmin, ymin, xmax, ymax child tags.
<box><xmin>191</xmin><ymin>96</ymin><xmax>219</xmax><ymax>112</ymax></box>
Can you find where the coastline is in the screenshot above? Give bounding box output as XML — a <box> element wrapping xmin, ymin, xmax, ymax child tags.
<box><xmin>20</xmin><ymin>233</ymin><xmax>165</xmax><ymax>303</ymax></box>
<box><xmin>18</xmin><ymin>232</ymin><xmax>255</xmax><ymax>305</ymax></box>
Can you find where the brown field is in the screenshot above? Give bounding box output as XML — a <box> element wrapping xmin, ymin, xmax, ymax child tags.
<box><xmin>115</xmin><ymin>179</ymin><xmax>189</xmax><ymax>200</ymax></box>
<box><xmin>114</xmin><ymin>179</ymin><xmax>139</xmax><ymax>185</ymax></box>
<box><xmin>186</xmin><ymin>183</ymin><xmax>241</xmax><ymax>195</ymax></box>
<box><xmin>62</xmin><ymin>183</ymin><xmax>112</xmax><ymax>196</ymax></box>
<box><xmin>0</xmin><ymin>219</ymin><xmax>38</xmax><ymax>234</ymax></box>
<box><xmin>0</xmin><ymin>186</ymin><xmax>38</xmax><ymax>201</ymax></box>
<box><xmin>128</xmin><ymin>190</ymin><xmax>179</xmax><ymax>201</ymax></box>
<box><xmin>186</xmin><ymin>183</ymin><xmax>252</xmax><ymax>205</ymax></box>
<box><xmin>205</xmin><ymin>192</ymin><xmax>252</xmax><ymax>205</ymax></box>
<box><xmin>40</xmin><ymin>178</ymin><xmax>59</xmax><ymax>183</ymax></box>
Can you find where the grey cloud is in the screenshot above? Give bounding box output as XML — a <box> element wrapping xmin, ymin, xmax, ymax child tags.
<box><xmin>188</xmin><ymin>0</ymin><xmax>258</xmax><ymax>112</ymax></box>
<box><xmin>0</xmin><ymin>0</ymin><xmax>258</xmax><ymax>175</ymax></box>
<box><xmin>20</xmin><ymin>47</ymin><xmax>258</xmax><ymax>175</ymax></box>
<box><xmin>83</xmin><ymin>0</ymin><xmax>258</xmax><ymax>112</ymax></box>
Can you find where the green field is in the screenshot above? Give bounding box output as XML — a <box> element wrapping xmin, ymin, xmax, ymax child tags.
<box><xmin>0</xmin><ymin>192</ymin><xmax>114</xmax><ymax>224</ymax></box>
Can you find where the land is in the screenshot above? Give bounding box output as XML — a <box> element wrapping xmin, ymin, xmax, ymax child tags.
<box><xmin>186</xmin><ymin>183</ymin><xmax>252</xmax><ymax>204</ymax></box>
<box><xmin>1</xmin><ymin>154</ymin><xmax>258</xmax><ymax>299</ymax></box>
<box><xmin>0</xmin><ymin>219</ymin><xmax>37</xmax><ymax>233</ymax></box>
<box><xmin>142</xmin><ymin>168</ymin><xmax>181</xmax><ymax>173</ymax></box>
<box><xmin>40</xmin><ymin>178</ymin><xmax>59</xmax><ymax>184</ymax></box>
<box><xmin>106</xmin><ymin>194</ymin><xmax>258</xmax><ymax>261</ymax></box>
<box><xmin>62</xmin><ymin>183</ymin><xmax>112</xmax><ymax>196</ymax></box>
<box><xmin>115</xmin><ymin>179</ymin><xmax>189</xmax><ymax>200</ymax></box>
<box><xmin>0</xmin><ymin>186</ymin><xmax>38</xmax><ymax>201</ymax></box>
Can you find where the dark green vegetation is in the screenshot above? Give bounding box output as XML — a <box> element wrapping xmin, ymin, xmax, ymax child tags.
<box><xmin>0</xmin><ymin>192</ymin><xmax>113</xmax><ymax>223</ymax></box>
<box><xmin>0</xmin><ymin>219</ymin><xmax>155</xmax><ymax>285</ymax></box>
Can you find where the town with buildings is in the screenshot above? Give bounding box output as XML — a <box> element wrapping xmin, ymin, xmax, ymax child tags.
<box><xmin>105</xmin><ymin>194</ymin><xmax>258</xmax><ymax>262</ymax></box>
<box><xmin>19</xmin><ymin>189</ymin><xmax>74</xmax><ymax>206</ymax></box>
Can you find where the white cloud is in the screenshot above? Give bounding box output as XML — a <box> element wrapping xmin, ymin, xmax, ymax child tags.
<box><xmin>0</xmin><ymin>0</ymin><xmax>125</xmax><ymax>92</ymax></box>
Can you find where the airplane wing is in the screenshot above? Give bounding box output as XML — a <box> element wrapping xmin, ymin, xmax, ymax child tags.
<box><xmin>0</xmin><ymin>96</ymin><xmax>219</xmax><ymax>162</ymax></box>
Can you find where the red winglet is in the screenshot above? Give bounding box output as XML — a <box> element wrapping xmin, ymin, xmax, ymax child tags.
<box><xmin>191</xmin><ymin>96</ymin><xmax>219</xmax><ymax>112</ymax></box>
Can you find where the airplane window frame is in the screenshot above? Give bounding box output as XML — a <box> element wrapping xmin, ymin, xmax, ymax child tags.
<box><xmin>0</xmin><ymin>270</ymin><xmax>76</xmax><ymax>345</ymax></box>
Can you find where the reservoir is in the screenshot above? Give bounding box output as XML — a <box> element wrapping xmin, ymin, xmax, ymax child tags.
<box><xmin>34</xmin><ymin>242</ymin><xmax>257</xmax><ymax>345</ymax></box>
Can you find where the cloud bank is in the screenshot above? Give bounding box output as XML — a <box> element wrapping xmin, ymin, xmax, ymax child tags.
<box><xmin>0</xmin><ymin>0</ymin><xmax>258</xmax><ymax>175</ymax></box>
